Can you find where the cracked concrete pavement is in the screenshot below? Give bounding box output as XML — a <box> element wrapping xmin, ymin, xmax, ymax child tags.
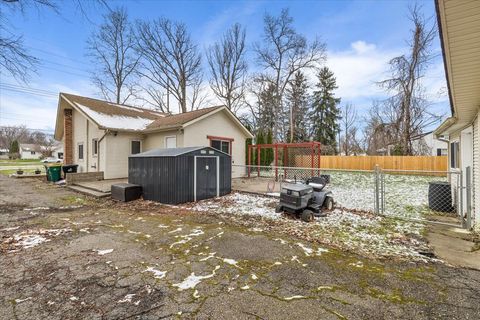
<box><xmin>1</xmin><ymin>175</ymin><xmax>480</xmax><ymax>319</ymax></box>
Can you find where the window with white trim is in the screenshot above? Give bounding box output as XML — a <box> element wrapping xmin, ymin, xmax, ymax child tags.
<box><xmin>78</xmin><ymin>143</ymin><xmax>84</xmax><ymax>160</ymax></box>
<box><xmin>131</xmin><ymin>140</ymin><xmax>141</xmax><ymax>155</ymax></box>
<box><xmin>450</xmin><ymin>141</ymin><xmax>459</xmax><ymax>168</ymax></box>
<box><xmin>92</xmin><ymin>139</ymin><xmax>98</xmax><ymax>156</ymax></box>
<box><xmin>211</xmin><ymin>140</ymin><xmax>230</xmax><ymax>154</ymax></box>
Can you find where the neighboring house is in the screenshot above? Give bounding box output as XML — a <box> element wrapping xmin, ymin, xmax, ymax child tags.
<box><xmin>434</xmin><ymin>0</ymin><xmax>479</xmax><ymax>230</ymax></box>
<box><xmin>410</xmin><ymin>132</ymin><xmax>448</xmax><ymax>156</ymax></box>
<box><xmin>51</xmin><ymin>143</ymin><xmax>64</xmax><ymax>159</ymax></box>
<box><xmin>19</xmin><ymin>144</ymin><xmax>42</xmax><ymax>160</ymax></box>
<box><xmin>0</xmin><ymin>148</ymin><xmax>8</xmax><ymax>160</ymax></box>
<box><xmin>54</xmin><ymin>93</ymin><xmax>253</xmax><ymax>179</ymax></box>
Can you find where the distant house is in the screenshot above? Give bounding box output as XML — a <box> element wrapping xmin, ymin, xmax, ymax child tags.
<box><xmin>19</xmin><ymin>144</ymin><xmax>42</xmax><ymax>160</ymax></box>
<box><xmin>410</xmin><ymin>131</ymin><xmax>448</xmax><ymax>156</ymax></box>
<box><xmin>0</xmin><ymin>148</ymin><xmax>8</xmax><ymax>160</ymax></box>
<box><xmin>51</xmin><ymin>142</ymin><xmax>64</xmax><ymax>159</ymax></box>
<box><xmin>434</xmin><ymin>0</ymin><xmax>479</xmax><ymax>230</ymax></box>
<box><xmin>53</xmin><ymin>93</ymin><xmax>253</xmax><ymax>179</ymax></box>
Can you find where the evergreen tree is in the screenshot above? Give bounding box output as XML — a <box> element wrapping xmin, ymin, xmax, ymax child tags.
<box><xmin>245</xmin><ymin>124</ymin><xmax>254</xmax><ymax>165</ymax></box>
<box><xmin>285</xmin><ymin>71</ymin><xmax>310</xmax><ymax>142</ymax></box>
<box><xmin>9</xmin><ymin>140</ymin><xmax>19</xmax><ymax>159</ymax></box>
<box><xmin>311</xmin><ymin>67</ymin><xmax>341</xmax><ymax>153</ymax></box>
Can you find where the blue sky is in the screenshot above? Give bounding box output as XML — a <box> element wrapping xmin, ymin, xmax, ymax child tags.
<box><xmin>0</xmin><ymin>0</ymin><xmax>447</xmax><ymax>133</ymax></box>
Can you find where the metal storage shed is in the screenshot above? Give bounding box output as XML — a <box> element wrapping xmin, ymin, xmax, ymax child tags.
<box><xmin>128</xmin><ymin>146</ymin><xmax>231</xmax><ymax>204</ymax></box>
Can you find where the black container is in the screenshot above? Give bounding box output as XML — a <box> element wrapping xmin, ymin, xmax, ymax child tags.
<box><xmin>428</xmin><ymin>181</ymin><xmax>453</xmax><ymax>212</ymax></box>
<box><xmin>129</xmin><ymin>146</ymin><xmax>231</xmax><ymax>204</ymax></box>
<box><xmin>62</xmin><ymin>164</ymin><xmax>78</xmax><ymax>178</ymax></box>
<box><xmin>111</xmin><ymin>183</ymin><xmax>142</xmax><ymax>202</ymax></box>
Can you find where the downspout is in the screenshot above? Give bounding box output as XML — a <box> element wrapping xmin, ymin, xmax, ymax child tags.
<box><xmin>96</xmin><ymin>129</ymin><xmax>110</xmax><ymax>172</ymax></box>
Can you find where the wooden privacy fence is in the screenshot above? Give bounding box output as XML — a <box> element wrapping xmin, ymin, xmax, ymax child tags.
<box><xmin>294</xmin><ymin>155</ymin><xmax>448</xmax><ymax>172</ymax></box>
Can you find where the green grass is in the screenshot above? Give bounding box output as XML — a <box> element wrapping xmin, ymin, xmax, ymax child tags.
<box><xmin>0</xmin><ymin>159</ymin><xmax>42</xmax><ymax>166</ymax></box>
<box><xmin>0</xmin><ymin>168</ymin><xmax>45</xmax><ymax>176</ymax></box>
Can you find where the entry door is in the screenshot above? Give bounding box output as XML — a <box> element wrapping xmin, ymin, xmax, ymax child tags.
<box><xmin>196</xmin><ymin>157</ymin><xmax>218</xmax><ymax>201</ymax></box>
<box><xmin>461</xmin><ymin>128</ymin><xmax>473</xmax><ymax>214</ymax></box>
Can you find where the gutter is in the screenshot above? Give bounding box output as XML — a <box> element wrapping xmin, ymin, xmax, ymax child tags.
<box><xmin>434</xmin><ymin>0</ymin><xmax>455</xmax><ymax>116</ymax></box>
<box><xmin>434</xmin><ymin>117</ymin><xmax>456</xmax><ymax>138</ymax></box>
<box><xmin>96</xmin><ymin>129</ymin><xmax>110</xmax><ymax>172</ymax></box>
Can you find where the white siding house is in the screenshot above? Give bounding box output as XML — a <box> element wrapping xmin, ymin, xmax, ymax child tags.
<box><xmin>19</xmin><ymin>144</ymin><xmax>42</xmax><ymax>160</ymax></box>
<box><xmin>434</xmin><ymin>0</ymin><xmax>480</xmax><ymax>230</ymax></box>
<box><xmin>54</xmin><ymin>93</ymin><xmax>253</xmax><ymax>180</ymax></box>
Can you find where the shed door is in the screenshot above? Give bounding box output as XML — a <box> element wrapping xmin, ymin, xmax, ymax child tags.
<box><xmin>196</xmin><ymin>157</ymin><xmax>218</xmax><ymax>201</ymax></box>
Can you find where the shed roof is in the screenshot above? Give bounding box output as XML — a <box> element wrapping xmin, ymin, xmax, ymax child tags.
<box><xmin>130</xmin><ymin>146</ymin><xmax>229</xmax><ymax>158</ymax></box>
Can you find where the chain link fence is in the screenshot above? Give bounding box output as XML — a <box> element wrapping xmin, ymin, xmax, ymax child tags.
<box><xmin>233</xmin><ymin>164</ymin><xmax>472</xmax><ymax>228</ymax></box>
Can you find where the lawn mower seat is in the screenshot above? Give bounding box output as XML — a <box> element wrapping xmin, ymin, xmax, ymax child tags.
<box><xmin>307</xmin><ymin>176</ymin><xmax>326</xmax><ymax>191</ymax></box>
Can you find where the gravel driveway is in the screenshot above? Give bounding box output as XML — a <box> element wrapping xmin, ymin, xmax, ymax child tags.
<box><xmin>1</xmin><ymin>175</ymin><xmax>479</xmax><ymax>319</ymax></box>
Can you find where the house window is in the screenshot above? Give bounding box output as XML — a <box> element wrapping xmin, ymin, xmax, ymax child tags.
<box><xmin>92</xmin><ymin>139</ymin><xmax>98</xmax><ymax>156</ymax></box>
<box><xmin>58</xmin><ymin>152</ymin><xmax>64</xmax><ymax>159</ymax></box>
<box><xmin>208</xmin><ymin>135</ymin><xmax>233</xmax><ymax>155</ymax></box>
<box><xmin>78</xmin><ymin>143</ymin><xmax>84</xmax><ymax>160</ymax></box>
<box><xmin>211</xmin><ymin>140</ymin><xmax>230</xmax><ymax>154</ymax></box>
<box><xmin>437</xmin><ymin>148</ymin><xmax>447</xmax><ymax>156</ymax></box>
<box><xmin>450</xmin><ymin>142</ymin><xmax>459</xmax><ymax>168</ymax></box>
<box><xmin>30</xmin><ymin>151</ymin><xmax>36</xmax><ymax>155</ymax></box>
<box><xmin>131</xmin><ymin>140</ymin><xmax>141</xmax><ymax>155</ymax></box>
<box><xmin>165</xmin><ymin>136</ymin><xmax>177</xmax><ymax>149</ymax></box>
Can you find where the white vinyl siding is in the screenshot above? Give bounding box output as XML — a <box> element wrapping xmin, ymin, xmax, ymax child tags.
<box><xmin>473</xmin><ymin>115</ymin><xmax>479</xmax><ymax>229</ymax></box>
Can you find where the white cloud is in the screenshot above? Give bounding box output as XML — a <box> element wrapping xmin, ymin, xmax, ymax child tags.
<box><xmin>351</xmin><ymin>40</ymin><xmax>376</xmax><ymax>54</ymax></box>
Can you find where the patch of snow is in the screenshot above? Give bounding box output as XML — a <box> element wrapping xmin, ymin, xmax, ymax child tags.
<box><xmin>297</xmin><ymin>243</ymin><xmax>314</xmax><ymax>256</ymax></box>
<box><xmin>168</xmin><ymin>227</ymin><xmax>182</xmax><ymax>234</ymax></box>
<box><xmin>2</xmin><ymin>226</ymin><xmax>19</xmax><ymax>231</ymax></box>
<box><xmin>240</xmin><ymin>285</ymin><xmax>250</xmax><ymax>290</ymax></box>
<box><xmin>15</xmin><ymin>297</ymin><xmax>31</xmax><ymax>303</ymax></box>
<box><xmin>172</xmin><ymin>266</ymin><xmax>220</xmax><ymax>291</ymax></box>
<box><xmin>190</xmin><ymin>193</ymin><xmax>281</xmax><ymax>220</ymax></box>
<box><xmin>251</xmin><ymin>274</ymin><xmax>258</xmax><ymax>280</ymax></box>
<box><xmin>157</xmin><ymin>224</ymin><xmax>169</xmax><ymax>228</ymax></box>
<box><xmin>199</xmin><ymin>252</ymin><xmax>216</xmax><ymax>261</ymax></box>
<box><xmin>9</xmin><ymin>228</ymin><xmax>71</xmax><ymax>250</ymax></box>
<box><xmin>117</xmin><ymin>294</ymin><xmax>136</xmax><ymax>303</ymax></box>
<box><xmin>222</xmin><ymin>258</ymin><xmax>238</xmax><ymax>266</ymax></box>
<box><xmin>69</xmin><ymin>296</ymin><xmax>79</xmax><ymax>301</ymax></box>
<box><xmin>144</xmin><ymin>267</ymin><xmax>167</xmax><ymax>279</ymax></box>
<box><xmin>95</xmin><ymin>249</ymin><xmax>113</xmax><ymax>255</ymax></box>
<box><xmin>283</xmin><ymin>295</ymin><xmax>306</xmax><ymax>301</ymax></box>
<box><xmin>76</xmin><ymin>103</ymin><xmax>154</xmax><ymax>131</ymax></box>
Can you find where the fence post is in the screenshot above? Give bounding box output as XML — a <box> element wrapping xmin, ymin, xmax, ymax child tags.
<box><xmin>466</xmin><ymin>166</ymin><xmax>472</xmax><ymax>229</ymax></box>
<box><xmin>381</xmin><ymin>168</ymin><xmax>385</xmax><ymax>215</ymax></box>
<box><xmin>248</xmin><ymin>145</ymin><xmax>251</xmax><ymax>178</ymax></box>
<box><xmin>459</xmin><ymin>170</ymin><xmax>463</xmax><ymax>220</ymax></box>
<box><xmin>374</xmin><ymin>164</ymin><xmax>380</xmax><ymax>215</ymax></box>
<box><xmin>257</xmin><ymin>146</ymin><xmax>260</xmax><ymax>177</ymax></box>
<box><xmin>275</xmin><ymin>145</ymin><xmax>278</xmax><ymax>181</ymax></box>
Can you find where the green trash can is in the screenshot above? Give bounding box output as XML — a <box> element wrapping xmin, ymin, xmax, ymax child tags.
<box><xmin>47</xmin><ymin>164</ymin><xmax>62</xmax><ymax>182</ymax></box>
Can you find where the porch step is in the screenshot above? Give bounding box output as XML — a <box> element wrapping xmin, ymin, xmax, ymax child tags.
<box><xmin>68</xmin><ymin>185</ymin><xmax>111</xmax><ymax>198</ymax></box>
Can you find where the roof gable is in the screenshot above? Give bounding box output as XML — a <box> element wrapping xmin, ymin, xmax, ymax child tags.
<box><xmin>55</xmin><ymin>94</ymin><xmax>253</xmax><ymax>139</ymax></box>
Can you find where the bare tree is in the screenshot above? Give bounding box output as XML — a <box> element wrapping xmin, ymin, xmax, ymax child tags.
<box><xmin>0</xmin><ymin>125</ymin><xmax>29</xmax><ymax>150</ymax></box>
<box><xmin>0</xmin><ymin>0</ymin><xmax>108</xmax><ymax>82</ymax></box>
<box><xmin>254</xmin><ymin>8</ymin><xmax>326</xmax><ymax>141</ymax></box>
<box><xmin>377</xmin><ymin>4</ymin><xmax>440</xmax><ymax>155</ymax></box>
<box><xmin>136</xmin><ymin>18</ymin><xmax>202</xmax><ymax>113</ymax></box>
<box><xmin>207</xmin><ymin>23</ymin><xmax>247</xmax><ymax>114</ymax></box>
<box><xmin>87</xmin><ymin>7</ymin><xmax>140</xmax><ymax>104</ymax></box>
<box><xmin>340</xmin><ymin>103</ymin><xmax>358</xmax><ymax>155</ymax></box>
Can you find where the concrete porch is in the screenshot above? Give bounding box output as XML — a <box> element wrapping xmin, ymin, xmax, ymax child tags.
<box><xmin>68</xmin><ymin>178</ymin><xmax>128</xmax><ymax>198</ymax></box>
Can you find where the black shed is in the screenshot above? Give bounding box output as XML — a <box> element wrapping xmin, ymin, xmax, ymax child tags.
<box><xmin>128</xmin><ymin>146</ymin><xmax>231</xmax><ymax>204</ymax></box>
